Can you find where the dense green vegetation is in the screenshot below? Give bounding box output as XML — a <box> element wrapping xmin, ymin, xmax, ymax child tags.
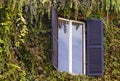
<box><xmin>0</xmin><ymin>0</ymin><xmax>120</xmax><ymax>81</ymax></box>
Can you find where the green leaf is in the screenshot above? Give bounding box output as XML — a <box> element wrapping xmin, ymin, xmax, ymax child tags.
<box><xmin>0</xmin><ymin>39</ymin><xmax>4</xmax><ymax>43</ymax></box>
<box><xmin>0</xmin><ymin>47</ymin><xmax>3</xmax><ymax>53</ymax></box>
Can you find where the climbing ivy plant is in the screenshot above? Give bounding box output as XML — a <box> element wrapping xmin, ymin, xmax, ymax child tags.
<box><xmin>0</xmin><ymin>0</ymin><xmax>120</xmax><ymax>81</ymax></box>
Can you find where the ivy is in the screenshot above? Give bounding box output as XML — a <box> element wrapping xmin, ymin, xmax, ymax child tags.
<box><xmin>0</xmin><ymin>0</ymin><xmax>120</xmax><ymax>81</ymax></box>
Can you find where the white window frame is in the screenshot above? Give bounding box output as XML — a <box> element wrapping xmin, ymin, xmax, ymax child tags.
<box><xmin>58</xmin><ymin>17</ymin><xmax>86</xmax><ymax>75</ymax></box>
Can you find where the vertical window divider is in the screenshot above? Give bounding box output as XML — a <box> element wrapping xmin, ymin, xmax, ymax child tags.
<box><xmin>69</xmin><ymin>20</ymin><xmax>72</xmax><ymax>73</ymax></box>
<box><xmin>83</xmin><ymin>23</ymin><xmax>86</xmax><ymax>75</ymax></box>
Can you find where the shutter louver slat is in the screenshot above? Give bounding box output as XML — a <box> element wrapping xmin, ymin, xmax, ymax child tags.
<box><xmin>52</xmin><ymin>7</ymin><xmax>58</xmax><ymax>69</ymax></box>
<box><xmin>86</xmin><ymin>20</ymin><xmax>104</xmax><ymax>76</ymax></box>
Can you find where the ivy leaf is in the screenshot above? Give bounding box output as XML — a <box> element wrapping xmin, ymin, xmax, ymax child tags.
<box><xmin>0</xmin><ymin>39</ymin><xmax>4</xmax><ymax>44</ymax></box>
<box><xmin>0</xmin><ymin>47</ymin><xmax>3</xmax><ymax>53</ymax></box>
<box><xmin>42</xmin><ymin>0</ymin><xmax>47</xmax><ymax>5</ymax></box>
<box><xmin>15</xmin><ymin>42</ymin><xmax>20</xmax><ymax>47</ymax></box>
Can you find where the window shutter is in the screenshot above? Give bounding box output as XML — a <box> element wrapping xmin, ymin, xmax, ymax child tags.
<box><xmin>86</xmin><ymin>20</ymin><xmax>104</xmax><ymax>76</ymax></box>
<box><xmin>52</xmin><ymin>6</ymin><xmax>58</xmax><ymax>69</ymax></box>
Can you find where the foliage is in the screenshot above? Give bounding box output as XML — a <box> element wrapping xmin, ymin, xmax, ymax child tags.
<box><xmin>0</xmin><ymin>0</ymin><xmax>120</xmax><ymax>81</ymax></box>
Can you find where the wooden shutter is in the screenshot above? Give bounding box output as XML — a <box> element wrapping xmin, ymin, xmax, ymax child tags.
<box><xmin>86</xmin><ymin>20</ymin><xmax>104</xmax><ymax>76</ymax></box>
<box><xmin>52</xmin><ymin>6</ymin><xmax>58</xmax><ymax>69</ymax></box>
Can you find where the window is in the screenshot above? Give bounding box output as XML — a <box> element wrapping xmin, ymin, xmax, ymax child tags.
<box><xmin>52</xmin><ymin>7</ymin><xmax>104</xmax><ymax>76</ymax></box>
<box><xmin>58</xmin><ymin>18</ymin><xmax>86</xmax><ymax>74</ymax></box>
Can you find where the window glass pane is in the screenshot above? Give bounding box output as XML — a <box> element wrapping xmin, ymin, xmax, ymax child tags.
<box><xmin>72</xmin><ymin>22</ymin><xmax>83</xmax><ymax>74</ymax></box>
<box><xmin>58</xmin><ymin>19</ymin><xmax>69</xmax><ymax>71</ymax></box>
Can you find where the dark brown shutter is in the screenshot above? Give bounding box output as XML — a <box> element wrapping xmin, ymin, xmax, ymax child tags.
<box><xmin>86</xmin><ymin>20</ymin><xmax>104</xmax><ymax>76</ymax></box>
<box><xmin>52</xmin><ymin>6</ymin><xmax>58</xmax><ymax>69</ymax></box>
